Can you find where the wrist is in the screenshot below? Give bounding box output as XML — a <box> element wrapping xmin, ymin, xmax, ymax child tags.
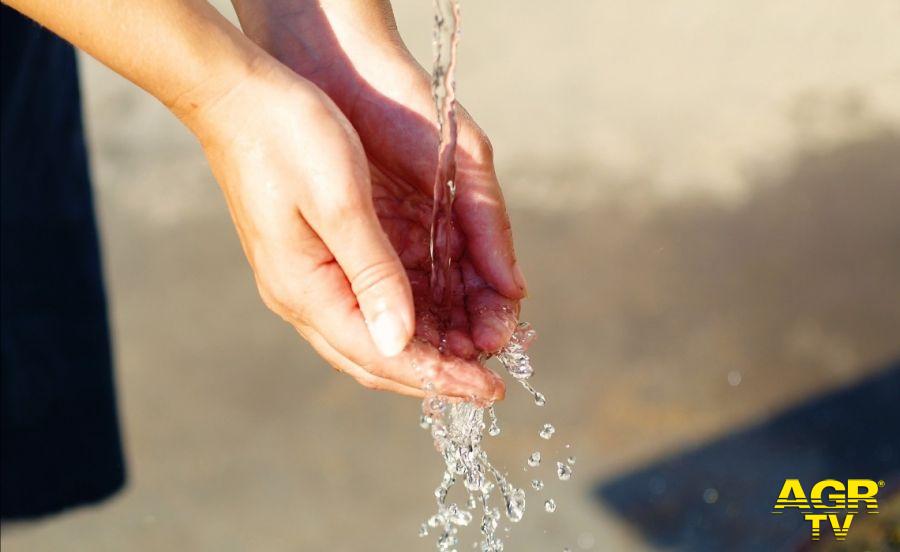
<box><xmin>177</xmin><ymin>53</ymin><xmax>329</xmax><ymax>153</ymax></box>
<box><xmin>232</xmin><ymin>0</ymin><xmax>406</xmax><ymax>70</ymax></box>
<box><xmin>166</xmin><ymin>42</ymin><xmax>270</xmax><ymax>136</ymax></box>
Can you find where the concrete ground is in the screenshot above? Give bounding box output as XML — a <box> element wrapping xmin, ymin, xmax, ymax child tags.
<box><xmin>3</xmin><ymin>1</ymin><xmax>899</xmax><ymax>550</ymax></box>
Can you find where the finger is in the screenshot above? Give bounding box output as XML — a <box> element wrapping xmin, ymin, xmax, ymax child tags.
<box><xmin>296</xmin><ymin>135</ymin><xmax>415</xmax><ymax>358</ymax></box>
<box><xmin>299</xmin><ymin>326</ymin><xmax>425</xmax><ymax>398</ymax></box>
<box><xmin>453</xmin><ymin>115</ymin><xmax>527</xmax><ymax>300</ymax></box>
<box><xmin>462</xmin><ymin>259</ymin><xmax>519</xmax><ymax>353</ymax></box>
<box><xmin>371</xmin><ymin>338</ymin><xmax>505</xmax><ymax>401</ymax></box>
<box><xmin>407</xmin><ymin>266</ymin><xmax>476</xmax><ymax>359</ymax></box>
<box><xmin>282</xmin><ymin>248</ymin><xmax>504</xmax><ymax>401</ymax></box>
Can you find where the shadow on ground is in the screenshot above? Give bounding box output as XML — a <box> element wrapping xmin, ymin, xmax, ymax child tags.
<box><xmin>594</xmin><ymin>362</ymin><xmax>900</xmax><ymax>552</ymax></box>
<box><xmin>576</xmin><ymin>125</ymin><xmax>900</xmax><ymax>552</ymax></box>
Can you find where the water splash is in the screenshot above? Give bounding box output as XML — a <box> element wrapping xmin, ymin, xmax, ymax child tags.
<box><xmin>420</xmin><ymin>324</ymin><xmax>540</xmax><ymax>551</ymax></box>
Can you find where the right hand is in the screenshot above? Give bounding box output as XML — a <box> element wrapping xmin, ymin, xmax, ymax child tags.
<box><xmin>182</xmin><ymin>59</ymin><xmax>505</xmax><ymax>401</ymax></box>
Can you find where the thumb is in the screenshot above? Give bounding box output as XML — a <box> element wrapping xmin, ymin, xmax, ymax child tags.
<box><xmin>300</xmin><ymin>181</ymin><xmax>414</xmax><ymax>358</ymax></box>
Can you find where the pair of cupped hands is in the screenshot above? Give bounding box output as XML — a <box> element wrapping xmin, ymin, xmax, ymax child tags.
<box><xmin>184</xmin><ymin>1</ymin><xmax>525</xmax><ymax>401</ymax></box>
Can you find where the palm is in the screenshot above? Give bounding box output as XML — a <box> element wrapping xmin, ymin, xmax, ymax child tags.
<box><xmin>258</xmin><ymin>13</ymin><xmax>524</xmax><ymax>357</ymax></box>
<box><xmin>370</xmin><ymin>162</ymin><xmax>514</xmax><ymax>359</ymax></box>
<box><xmin>358</xmin><ymin>67</ymin><xmax>522</xmax><ymax>356</ymax></box>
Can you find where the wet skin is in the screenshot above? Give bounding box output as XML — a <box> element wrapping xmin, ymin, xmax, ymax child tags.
<box><xmin>225</xmin><ymin>0</ymin><xmax>528</xmax><ymax>400</ymax></box>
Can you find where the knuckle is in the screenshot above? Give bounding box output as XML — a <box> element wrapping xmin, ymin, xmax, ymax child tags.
<box><xmin>349</xmin><ymin>258</ymin><xmax>405</xmax><ymax>301</ymax></box>
<box><xmin>355</xmin><ymin>372</ymin><xmax>385</xmax><ymax>391</ymax></box>
<box><xmin>360</xmin><ymin>358</ymin><xmax>387</xmax><ymax>379</ymax></box>
<box><xmin>320</xmin><ymin>189</ymin><xmax>367</xmax><ymax>224</ymax></box>
<box><xmin>256</xmin><ymin>276</ymin><xmax>308</xmax><ymax>324</ymax></box>
<box><xmin>472</xmin><ymin>133</ymin><xmax>495</xmax><ymax>165</ymax></box>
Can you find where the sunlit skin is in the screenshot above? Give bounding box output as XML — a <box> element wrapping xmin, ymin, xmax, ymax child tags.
<box><xmin>4</xmin><ymin>0</ymin><xmax>525</xmax><ymax>401</ymax></box>
<box><xmin>227</xmin><ymin>0</ymin><xmax>528</xmax><ymax>400</ymax></box>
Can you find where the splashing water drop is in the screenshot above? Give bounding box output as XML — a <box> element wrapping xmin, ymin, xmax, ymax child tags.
<box><xmin>527</xmin><ymin>451</ymin><xmax>542</xmax><ymax>467</ymax></box>
<box><xmin>532</xmin><ymin>479</ymin><xmax>544</xmax><ymax>491</ymax></box>
<box><xmin>487</xmin><ymin>405</ymin><xmax>501</xmax><ymax>436</ymax></box>
<box><xmin>557</xmin><ymin>461</ymin><xmax>573</xmax><ymax>481</ymax></box>
<box><xmin>567</xmin><ymin>456</ymin><xmax>576</xmax><ymax>465</ymax></box>
<box><xmin>505</xmin><ymin>488</ymin><xmax>526</xmax><ymax>523</ymax></box>
<box><xmin>480</xmin><ymin>511</ymin><xmax>498</xmax><ymax>535</ymax></box>
<box><xmin>533</xmin><ymin>391</ymin><xmax>547</xmax><ymax>406</ymax></box>
<box><xmin>449</xmin><ymin>507</ymin><xmax>473</xmax><ymax>526</ymax></box>
<box><xmin>437</xmin><ymin>531</ymin><xmax>458</xmax><ymax>552</ymax></box>
<box><xmin>544</xmin><ymin>499</ymin><xmax>557</xmax><ymax>513</ymax></box>
<box><xmin>539</xmin><ymin>423</ymin><xmax>556</xmax><ymax>440</ymax></box>
<box><xmin>496</xmin><ymin>322</ymin><xmax>537</xmax><ymax>382</ymax></box>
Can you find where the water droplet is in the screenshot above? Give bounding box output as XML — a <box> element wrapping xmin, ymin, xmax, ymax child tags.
<box><xmin>450</xmin><ymin>509</ymin><xmax>473</xmax><ymax>526</ymax></box>
<box><xmin>505</xmin><ymin>488</ymin><xmax>526</xmax><ymax>523</ymax></box>
<box><xmin>420</xmin><ymin>415</ymin><xmax>433</xmax><ymax>429</ymax></box>
<box><xmin>567</xmin><ymin>456</ymin><xmax>576</xmax><ymax>465</ymax></box>
<box><xmin>531</xmin><ymin>479</ymin><xmax>544</xmax><ymax>491</ymax></box>
<box><xmin>533</xmin><ymin>391</ymin><xmax>546</xmax><ymax>406</ymax></box>
<box><xmin>419</xmin><ymin>524</ymin><xmax>429</xmax><ymax>537</ymax></box>
<box><xmin>437</xmin><ymin>531</ymin><xmax>458</xmax><ymax>551</ymax></box>
<box><xmin>480</xmin><ymin>512</ymin><xmax>498</xmax><ymax>534</ymax></box>
<box><xmin>487</xmin><ymin>405</ymin><xmax>501</xmax><ymax>436</ymax></box>
<box><xmin>703</xmin><ymin>487</ymin><xmax>719</xmax><ymax>504</ymax></box>
<box><xmin>539</xmin><ymin>423</ymin><xmax>555</xmax><ymax>440</ymax></box>
<box><xmin>727</xmin><ymin>370</ymin><xmax>742</xmax><ymax>387</ymax></box>
<box><xmin>527</xmin><ymin>452</ymin><xmax>542</xmax><ymax>467</ymax></box>
<box><xmin>557</xmin><ymin>461</ymin><xmax>573</xmax><ymax>481</ymax></box>
<box><xmin>467</xmin><ymin>495</ymin><xmax>477</xmax><ymax>509</ymax></box>
<box><xmin>544</xmin><ymin>499</ymin><xmax>557</xmax><ymax>513</ymax></box>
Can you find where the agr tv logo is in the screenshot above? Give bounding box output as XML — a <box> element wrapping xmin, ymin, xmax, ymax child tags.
<box><xmin>771</xmin><ymin>478</ymin><xmax>884</xmax><ymax>541</ymax></box>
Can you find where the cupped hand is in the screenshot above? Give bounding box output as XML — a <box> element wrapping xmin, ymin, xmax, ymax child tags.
<box><xmin>233</xmin><ymin>0</ymin><xmax>528</xmax><ymax>362</ymax></box>
<box><xmin>187</xmin><ymin>60</ymin><xmax>505</xmax><ymax>400</ymax></box>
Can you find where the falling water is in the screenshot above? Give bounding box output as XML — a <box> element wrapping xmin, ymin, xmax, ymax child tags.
<box><xmin>420</xmin><ymin>1</ymin><xmax>573</xmax><ymax>550</ymax></box>
<box><xmin>420</xmin><ymin>325</ymin><xmax>541</xmax><ymax>551</ymax></box>
<box><xmin>428</xmin><ymin>0</ymin><xmax>460</xmax><ymax>316</ymax></box>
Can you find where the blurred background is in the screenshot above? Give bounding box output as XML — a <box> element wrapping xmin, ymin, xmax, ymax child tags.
<box><xmin>3</xmin><ymin>0</ymin><xmax>900</xmax><ymax>550</ymax></box>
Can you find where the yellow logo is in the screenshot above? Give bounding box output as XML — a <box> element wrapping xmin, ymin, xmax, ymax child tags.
<box><xmin>771</xmin><ymin>478</ymin><xmax>884</xmax><ymax>541</ymax></box>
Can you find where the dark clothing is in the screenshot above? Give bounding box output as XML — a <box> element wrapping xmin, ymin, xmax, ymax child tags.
<box><xmin>1</xmin><ymin>6</ymin><xmax>125</xmax><ymax>518</ymax></box>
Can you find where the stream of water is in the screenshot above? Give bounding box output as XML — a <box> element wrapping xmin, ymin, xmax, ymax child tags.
<box><xmin>428</xmin><ymin>0</ymin><xmax>460</xmax><ymax>318</ymax></box>
<box><xmin>419</xmin><ymin>1</ymin><xmax>572</xmax><ymax>550</ymax></box>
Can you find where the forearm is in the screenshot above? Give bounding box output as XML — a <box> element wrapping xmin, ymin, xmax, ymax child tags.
<box><xmin>230</xmin><ymin>0</ymin><xmax>403</xmax><ymax>65</ymax></box>
<box><xmin>3</xmin><ymin>0</ymin><xmax>264</xmax><ymax>129</ymax></box>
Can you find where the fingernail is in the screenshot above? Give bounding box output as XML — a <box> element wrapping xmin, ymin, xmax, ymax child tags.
<box><xmin>512</xmin><ymin>262</ymin><xmax>528</xmax><ymax>296</ymax></box>
<box><xmin>369</xmin><ymin>310</ymin><xmax>409</xmax><ymax>357</ymax></box>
